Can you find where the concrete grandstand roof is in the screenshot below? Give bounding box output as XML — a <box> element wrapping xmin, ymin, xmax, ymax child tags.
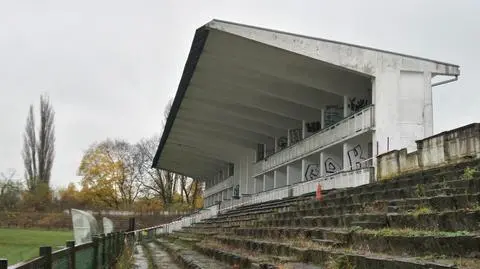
<box><xmin>152</xmin><ymin>19</ymin><xmax>460</xmax><ymax>179</ymax></box>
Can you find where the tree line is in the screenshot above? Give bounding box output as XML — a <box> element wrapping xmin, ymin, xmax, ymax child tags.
<box><xmin>0</xmin><ymin>95</ymin><xmax>202</xmax><ymax>213</ymax></box>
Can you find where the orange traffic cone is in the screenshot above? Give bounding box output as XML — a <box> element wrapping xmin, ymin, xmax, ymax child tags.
<box><xmin>316</xmin><ymin>184</ymin><xmax>323</xmax><ymax>201</ymax></box>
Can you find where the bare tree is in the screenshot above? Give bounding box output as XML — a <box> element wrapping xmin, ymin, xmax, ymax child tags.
<box><xmin>135</xmin><ymin>136</ymin><xmax>178</xmax><ymax>207</ymax></box>
<box><xmin>22</xmin><ymin>94</ymin><xmax>55</xmax><ymax>191</ymax></box>
<box><xmin>136</xmin><ymin>99</ymin><xmax>204</xmax><ymax>210</ymax></box>
<box><xmin>0</xmin><ymin>169</ymin><xmax>23</xmax><ymax>210</ymax></box>
<box><xmin>38</xmin><ymin>94</ymin><xmax>55</xmax><ymax>186</ymax></box>
<box><xmin>22</xmin><ymin>105</ymin><xmax>38</xmax><ymax>190</ymax></box>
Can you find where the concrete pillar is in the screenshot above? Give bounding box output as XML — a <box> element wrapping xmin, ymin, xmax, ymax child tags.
<box><xmin>302</xmin><ymin>120</ymin><xmax>307</xmax><ymax>139</ymax></box>
<box><xmin>321</xmin><ymin>109</ymin><xmax>325</xmax><ymax>129</ymax></box>
<box><xmin>424</xmin><ymin>72</ymin><xmax>433</xmax><ymax>138</ymax></box>
<box><xmin>343</xmin><ymin>96</ymin><xmax>349</xmax><ymax>117</ymax></box>
<box><xmin>262</xmin><ymin>175</ymin><xmax>267</xmax><ymax>191</ymax></box>
<box><xmin>319</xmin><ymin>151</ymin><xmax>326</xmax><ymax>176</ymax></box>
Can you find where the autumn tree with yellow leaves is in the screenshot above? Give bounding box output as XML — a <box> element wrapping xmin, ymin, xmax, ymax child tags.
<box><xmin>78</xmin><ymin>139</ymin><xmax>144</xmax><ymax>209</ymax></box>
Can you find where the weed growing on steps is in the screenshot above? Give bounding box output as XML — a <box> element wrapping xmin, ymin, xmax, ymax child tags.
<box><xmin>415</xmin><ymin>184</ymin><xmax>426</xmax><ymax>197</ymax></box>
<box><xmin>461</xmin><ymin>167</ymin><xmax>478</xmax><ymax>180</ymax></box>
<box><xmin>408</xmin><ymin>205</ymin><xmax>434</xmax><ymax>217</ymax></box>
<box><xmin>361</xmin><ymin>227</ymin><xmax>470</xmax><ymax>237</ymax></box>
<box><xmin>115</xmin><ymin>244</ymin><xmax>135</xmax><ymax>269</ymax></box>
<box><xmin>326</xmin><ymin>254</ymin><xmax>356</xmax><ymax>269</ymax></box>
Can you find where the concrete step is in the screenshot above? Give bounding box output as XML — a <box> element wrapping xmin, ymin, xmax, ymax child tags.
<box><xmin>350</xmin><ymin>221</ymin><xmax>386</xmax><ymax>229</ymax></box>
<box><xmin>155</xmin><ymin>238</ymin><xmax>231</xmax><ymax>269</ymax></box>
<box><xmin>213</xmin><ymin>235</ymin><xmax>471</xmax><ymax>269</ymax></box>
<box><xmin>311</xmin><ymin>238</ymin><xmax>343</xmax><ymax>247</ymax></box>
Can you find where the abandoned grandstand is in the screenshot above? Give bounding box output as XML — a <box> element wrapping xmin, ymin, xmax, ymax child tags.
<box><xmin>146</xmin><ymin>20</ymin><xmax>480</xmax><ymax>268</ymax></box>
<box><xmin>153</xmin><ymin>19</ymin><xmax>460</xmax><ymax>211</ymax></box>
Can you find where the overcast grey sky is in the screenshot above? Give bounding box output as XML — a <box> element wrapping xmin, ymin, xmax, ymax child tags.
<box><xmin>0</xmin><ymin>0</ymin><xmax>479</xmax><ymax>188</ymax></box>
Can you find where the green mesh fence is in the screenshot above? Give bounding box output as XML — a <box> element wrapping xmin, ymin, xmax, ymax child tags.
<box><xmin>97</xmin><ymin>240</ymin><xmax>104</xmax><ymax>268</ymax></box>
<box><xmin>75</xmin><ymin>246</ymin><xmax>94</xmax><ymax>269</ymax></box>
<box><xmin>6</xmin><ymin>233</ymin><xmax>126</xmax><ymax>269</ymax></box>
<box><xmin>52</xmin><ymin>250</ymin><xmax>69</xmax><ymax>269</ymax></box>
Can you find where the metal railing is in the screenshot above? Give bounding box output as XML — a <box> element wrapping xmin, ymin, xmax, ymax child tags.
<box><xmin>219</xmin><ymin>164</ymin><xmax>374</xmax><ymax>214</ymax></box>
<box><xmin>155</xmin><ymin>204</ymin><xmax>219</xmax><ymax>234</ymax></box>
<box><xmin>253</xmin><ymin>105</ymin><xmax>374</xmax><ymax>176</ymax></box>
<box><xmin>1</xmin><ymin>232</ymin><xmax>126</xmax><ymax>269</ymax></box>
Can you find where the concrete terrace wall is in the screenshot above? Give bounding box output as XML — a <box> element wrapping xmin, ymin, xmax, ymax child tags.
<box><xmin>377</xmin><ymin>123</ymin><xmax>480</xmax><ymax>180</ymax></box>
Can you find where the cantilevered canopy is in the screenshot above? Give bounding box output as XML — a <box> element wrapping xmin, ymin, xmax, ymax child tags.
<box><xmin>152</xmin><ymin>19</ymin><xmax>460</xmax><ymax>179</ymax></box>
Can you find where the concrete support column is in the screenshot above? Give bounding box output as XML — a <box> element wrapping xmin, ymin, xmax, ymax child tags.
<box><xmin>262</xmin><ymin>175</ymin><xmax>266</xmax><ymax>191</ymax></box>
<box><xmin>320</xmin><ymin>109</ymin><xmax>325</xmax><ymax>129</ymax></box>
<box><xmin>301</xmin><ymin>160</ymin><xmax>307</xmax><ymax>182</ymax></box>
<box><xmin>319</xmin><ymin>151</ymin><xmax>326</xmax><ymax>176</ymax></box>
<box><xmin>342</xmin><ymin>142</ymin><xmax>352</xmax><ymax>170</ymax></box>
<box><xmin>302</xmin><ymin>120</ymin><xmax>307</xmax><ymax>139</ymax></box>
<box><xmin>424</xmin><ymin>72</ymin><xmax>433</xmax><ymax>137</ymax></box>
<box><xmin>343</xmin><ymin>96</ymin><xmax>349</xmax><ymax>117</ymax></box>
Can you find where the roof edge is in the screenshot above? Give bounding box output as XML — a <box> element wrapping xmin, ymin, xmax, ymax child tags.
<box><xmin>207</xmin><ymin>19</ymin><xmax>460</xmax><ymax>69</ymax></box>
<box><xmin>152</xmin><ymin>26</ymin><xmax>210</xmax><ymax>168</ymax></box>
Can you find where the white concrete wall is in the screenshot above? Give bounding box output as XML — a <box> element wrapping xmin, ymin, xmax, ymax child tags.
<box><xmin>287</xmin><ymin>161</ymin><xmax>302</xmax><ymax>185</ymax></box>
<box><xmin>255</xmin><ymin>176</ymin><xmax>263</xmax><ymax>193</ymax></box>
<box><xmin>274</xmin><ymin>166</ymin><xmax>287</xmax><ymax>188</ymax></box>
<box><xmin>374</xmin><ymin>70</ymin><xmax>433</xmax><ymax>155</ymax></box>
<box><xmin>377</xmin><ymin>123</ymin><xmax>480</xmax><ymax>180</ymax></box>
<box><xmin>264</xmin><ymin>172</ymin><xmax>274</xmax><ymax>191</ymax></box>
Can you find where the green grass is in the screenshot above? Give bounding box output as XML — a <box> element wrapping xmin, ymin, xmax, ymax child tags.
<box><xmin>0</xmin><ymin>228</ymin><xmax>73</xmax><ymax>265</ymax></box>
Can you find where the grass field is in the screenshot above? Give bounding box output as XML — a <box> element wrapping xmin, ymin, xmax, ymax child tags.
<box><xmin>0</xmin><ymin>228</ymin><xmax>73</xmax><ymax>265</ymax></box>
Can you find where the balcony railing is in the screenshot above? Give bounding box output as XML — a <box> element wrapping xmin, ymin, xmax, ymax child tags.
<box><xmin>254</xmin><ymin>105</ymin><xmax>374</xmax><ymax>176</ymax></box>
<box><xmin>204</xmin><ymin>176</ymin><xmax>233</xmax><ymax>198</ymax></box>
<box><xmin>157</xmin><ymin>204</ymin><xmax>219</xmax><ymax>234</ymax></box>
<box><xmin>219</xmin><ymin>166</ymin><xmax>373</xmax><ymax>213</ymax></box>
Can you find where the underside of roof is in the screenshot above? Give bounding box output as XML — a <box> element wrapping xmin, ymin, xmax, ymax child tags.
<box><xmin>152</xmin><ymin>19</ymin><xmax>460</xmax><ymax>179</ymax></box>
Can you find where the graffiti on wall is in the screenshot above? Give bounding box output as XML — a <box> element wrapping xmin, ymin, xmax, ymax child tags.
<box><xmin>324</xmin><ymin>158</ymin><xmax>342</xmax><ymax>174</ymax></box>
<box><xmin>347</xmin><ymin>145</ymin><xmax>366</xmax><ymax>169</ymax></box>
<box><xmin>347</xmin><ymin>97</ymin><xmax>369</xmax><ymax>113</ymax></box>
<box><xmin>304</xmin><ymin>164</ymin><xmax>320</xmax><ymax>181</ymax></box>
<box><xmin>289</xmin><ymin>128</ymin><xmax>302</xmax><ymax>145</ymax></box>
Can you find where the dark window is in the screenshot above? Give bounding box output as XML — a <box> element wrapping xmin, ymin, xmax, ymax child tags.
<box><xmin>228</xmin><ymin>163</ymin><xmax>234</xmax><ymax>177</ymax></box>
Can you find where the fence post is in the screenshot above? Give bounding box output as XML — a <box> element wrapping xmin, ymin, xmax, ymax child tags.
<box><xmin>112</xmin><ymin>232</ymin><xmax>117</xmax><ymax>260</ymax></box>
<box><xmin>100</xmin><ymin>234</ymin><xmax>106</xmax><ymax>268</ymax></box>
<box><xmin>107</xmin><ymin>233</ymin><xmax>112</xmax><ymax>265</ymax></box>
<box><xmin>92</xmin><ymin>236</ymin><xmax>99</xmax><ymax>269</ymax></box>
<box><xmin>39</xmin><ymin>246</ymin><xmax>52</xmax><ymax>269</ymax></box>
<box><xmin>128</xmin><ymin>217</ymin><xmax>135</xmax><ymax>232</ymax></box>
<box><xmin>66</xmin><ymin>240</ymin><xmax>75</xmax><ymax>269</ymax></box>
<box><xmin>0</xmin><ymin>259</ymin><xmax>7</xmax><ymax>269</ymax></box>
